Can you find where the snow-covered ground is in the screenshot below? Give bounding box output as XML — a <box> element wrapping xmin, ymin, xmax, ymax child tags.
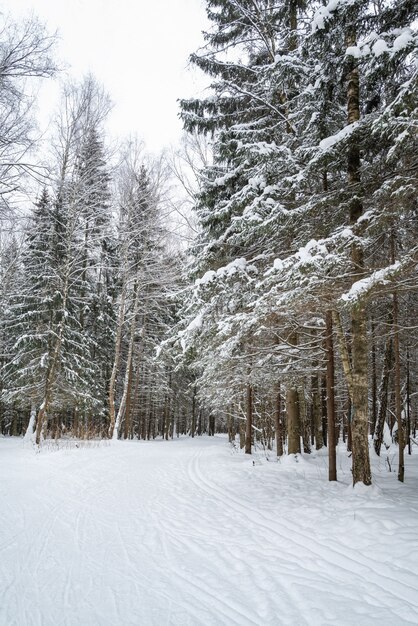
<box><xmin>1</xmin><ymin>435</ymin><xmax>418</xmax><ymax>626</ymax></box>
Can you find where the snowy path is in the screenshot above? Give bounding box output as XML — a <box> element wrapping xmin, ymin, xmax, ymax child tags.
<box><xmin>1</xmin><ymin>436</ymin><xmax>418</xmax><ymax>626</ymax></box>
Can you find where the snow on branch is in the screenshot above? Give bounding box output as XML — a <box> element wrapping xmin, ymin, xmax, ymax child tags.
<box><xmin>319</xmin><ymin>122</ymin><xmax>359</xmax><ymax>153</ymax></box>
<box><xmin>312</xmin><ymin>0</ymin><xmax>355</xmax><ymax>32</ymax></box>
<box><xmin>341</xmin><ymin>253</ymin><xmax>418</xmax><ymax>304</ymax></box>
<box><xmin>195</xmin><ymin>257</ymin><xmax>257</xmax><ymax>288</ymax></box>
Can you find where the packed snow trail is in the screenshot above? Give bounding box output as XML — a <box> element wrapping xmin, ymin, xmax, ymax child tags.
<box><xmin>1</xmin><ymin>436</ymin><xmax>418</xmax><ymax>626</ymax></box>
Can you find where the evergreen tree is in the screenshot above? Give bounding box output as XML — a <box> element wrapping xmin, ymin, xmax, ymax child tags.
<box><xmin>176</xmin><ymin>0</ymin><xmax>417</xmax><ymax>479</ymax></box>
<box><xmin>2</xmin><ymin>188</ymin><xmax>101</xmax><ymax>441</ymax></box>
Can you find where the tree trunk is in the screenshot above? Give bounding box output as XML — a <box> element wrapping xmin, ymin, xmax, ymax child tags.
<box><xmin>113</xmin><ymin>281</ymin><xmax>141</xmax><ymax>440</ymax></box>
<box><xmin>390</xmin><ymin>230</ymin><xmax>404</xmax><ymax>481</ymax></box>
<box><xmin>393</xmin><ymin>291</ymin><xmax>404</xmax><ymax>482</ymax></box>
<box><xmin>321</xmin><ymin>375</ymin><xmax>327</xmax><ymax>447</ymax></box>
<box><xmin>245</xmin><ymin>383</ymin><xmax>253</xmax><ymax>454</ymax></box>
<box><xmin>191</xmin><ymin>385</ymin><xmax>196</xmax><ymax>438</ymax></box>
<box><xmin>312</xmin><ymin>373</ymin><xmax>322</xmax><ymax>450</ymax></box>
<box><xmin>108</xmin><ymin>280</ymin><xmax>127</xmax><ymax>438</ymax></box>
<box><xmin>286</xmin><ymin>386</ymin><xmax>301</xmax><ymax>455</ymax></box>
<box><xmin>197</xmin><ymin>407</ymin><xmax>202</xmax><ymax>437</ymax></box>
<box><xmin>286</xmin><ymin>331</ymin><xmax>301</xmax><ymax>455</ymax></box>
<box><xmin>351</xmin><ymin>300</ymin><xmax>371</xmax><ymax>485</ymax></box>
<box><xmin>373</xmin><ymin>335</ymin><xmax>393</xmax><ymax>455</ymax></box>
<box><xmin>346</xmin><ymin>26</ymin><xmax>371</xmax><ymax>486</ymax></box>
<box><xmin>275</xmin><ymin>384</ymin><xmax>283</xmax><ymax>457</ymax></box>
<box><xmin>24</xmin><ymin>404</ymin><xmax>37</xmax><ymax>441</ymax></box>
<box><xmin>406</xmin><ymin>344</ymin><xmax>411</xmax><ymax>455</ymax></box>
<box><xmin>371</xmin><ymin>320</ymin><xmax>378</xmax><ymax>436</ymax></box>
<box><xmin>326</xmin><ymin>310</ymin><xmax>337</xmax><ymax>481</ymax></box>
<box><xmin>123</xmin><ymin>358</ymin><xmax>134</xmax><ymax>439</ymax></box>
<box><xmin>299</xmin><ymin>387</ymin><xmax>311</xmax><ymax>453</ymax></box>
<box><xmin>346</xmin><ymin>397</ymin><xmax>353</xmax><ymax>453</ymax></box>
<box><xmin>35</xmin><ymin>275</ymin><xmax>69</xmax><ymax>445</ymax></box>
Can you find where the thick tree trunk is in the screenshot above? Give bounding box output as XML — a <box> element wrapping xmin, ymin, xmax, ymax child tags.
<box><xmin>351</xmin><ymin>301</ymin><xmax>371</xmax><ymax>485</ymax></box>
<box><xmin>346</xmin><ymin>27</ymin><xmax>371</xmax><ymax>486</ymax></box>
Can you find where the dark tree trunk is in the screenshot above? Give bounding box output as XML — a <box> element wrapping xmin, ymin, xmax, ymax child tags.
<box><xmin>406</xmin><ymin>344</ymin><xmax>411</xmax><ymax>455</ymax></box>
<box><xmin>371</xmin><ymin>320</ymin><xmax>378</xmax><ymax>437</ymax></box>
<box><xmin>287</xmin><ymin>387</ymin><xmax>301</xmax><ymax>455</ymax></box>
<box><xmin>191</xmin><ymin>386</ymin><xmax>196</xmax><ymax>438</ymax></box>
<box><xmin>373</xmin><ymin>336</ymin><xmax>393</xmax><ymax>456</ymax></box>
<box><xmin>326</xmin><ymin>311</ymin><xmax>337</xmax><ymax>481</ymax></box>
<box><xmin>275</xmin><ymin>384</ymin><xmax>283</xmax><ymax>457</ymax></box>
<box><xmin>286</xmin><ymin>332</ymin><xmax>301</xmax><ymax>455</ymax></box>
<box><xmin>321</xmin><ymin>375</ymin><xmax>327</xmax><ymax>447</ymax></box>
<box><xmin>312</xmin><ymin>372</ymin><xmax>322</xmax><ymax>450</ymax></box>
<box><xmin>245</xmin><ymin>383</ymin><xmax>253</xmax><ymax>454</ymax></box>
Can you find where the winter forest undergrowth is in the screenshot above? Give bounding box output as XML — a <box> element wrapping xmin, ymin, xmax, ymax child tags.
<box><xmin>0</xmin><ymin>0</ymin><xmax>417</xmax><ymax>622</ymax></box>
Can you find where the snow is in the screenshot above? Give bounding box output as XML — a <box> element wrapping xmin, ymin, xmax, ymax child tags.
<box><xmin>311</xmin><ymin>0</ymin><xmax>356</xmax><ymax>32</ymax></box>
<box><xmin>341</xmin><ymin>261</ymin><xmax>401</xmax><ymax>303</ymax></box>
<box><xmin>196</xmin><ymin>258</ymin><xmax>250</xmax><ymax>288</ymax></box>
<box><xmin>372</xmin><ymin>39</ymin><xmax>389</xmax><ymax>57</ymax></box>
<box><xmin>345</xmin><ymin>45</ymin><xmax>362</xmax><ymax>58</ymax></box>
<box><xmin>357</xmin><ymin>209</ymin><xmax>374</xmax><ymax>224</ymax></box>
<box><xmin>197</xmin><ymin>269</ymin><xmax>216</xmax><ymax>286</ymax></box>
<box><xmin>297</xmin><ymin>238</ymin><xmax>328</xmax><ymax>263</ymax></box>
<box><xmin>273</xmin><ymin>257</ymin><xmax>284</xmax><ymax>271</ymax></box>
<box><xmin>217</xmin><ymin>257</ymin><xmax>246</xmax><ymax>276</ymax></box>
<box><xmin>393</xmin><ymin>30</ymin><xmax>414</xmax><ymax>52</ymax></box>
<box><xmin>1</xmin><ymin>436</ymin><xmax>418</xmax><ymax>625</ymax></box>
<box><xmin>248</xmin><ymin>175</ymin><xmax>266</xmax><ymax>189</ymax></box>
<box><xmin>319</xmin><ymin>122</ymin><xmax>359</xmax><ymax>152</ymax></box>
<box><xmin>322</xmin><ymin>28</ymin><xmax>414</xmax><ymax>61</ymax></box>
<box><xmin>186</xmin><ymin>312</ymin><xmax>203</xmax><ymax>333</ymax></box>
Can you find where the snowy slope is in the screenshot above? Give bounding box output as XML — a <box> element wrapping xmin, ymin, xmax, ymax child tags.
<box><xmin>1</xmin><ymin>436</ymin><xmax>418</xmax><ymax>626</ymax></box>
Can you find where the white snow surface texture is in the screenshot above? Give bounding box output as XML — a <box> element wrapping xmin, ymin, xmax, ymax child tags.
<box><xmin>1</xmin><ymin>435</ymin><xmax>418</xmax><ymax>626</ymax></box>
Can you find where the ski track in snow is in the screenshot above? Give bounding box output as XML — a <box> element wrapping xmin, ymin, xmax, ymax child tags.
<box><xmin>1</xmin><ymin>436</ymin><xmax>418</xmax><ymax>626</ymax></box>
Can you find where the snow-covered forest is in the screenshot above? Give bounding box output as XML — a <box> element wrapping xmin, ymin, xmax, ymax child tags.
<box><xmin>1</xmin><ymin>0</ymin><xmax>418</xmax><ymax>624</ymax></box>
<box><xmin>1</xmin><ymin>0</ymin><xmax>417</xmax><ymax>483</ymax></box>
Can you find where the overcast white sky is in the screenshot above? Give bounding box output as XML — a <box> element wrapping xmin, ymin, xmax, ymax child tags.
<box><xmin>9</xmin><ymin>0</ymin><xmax>208</xmax><ymax>153</ymax></box>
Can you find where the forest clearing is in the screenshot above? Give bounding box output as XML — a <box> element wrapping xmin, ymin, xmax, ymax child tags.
<box><xmin>1</xmin><ymin>435</ymin><xmax>418</xmax><ymax>626</ymax></box>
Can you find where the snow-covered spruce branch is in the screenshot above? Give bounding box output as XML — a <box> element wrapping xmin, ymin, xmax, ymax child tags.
<box><xmin>340</xmin><ymin>251</ymin><xmax>418</xmax><ymax>305</ymax></box>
